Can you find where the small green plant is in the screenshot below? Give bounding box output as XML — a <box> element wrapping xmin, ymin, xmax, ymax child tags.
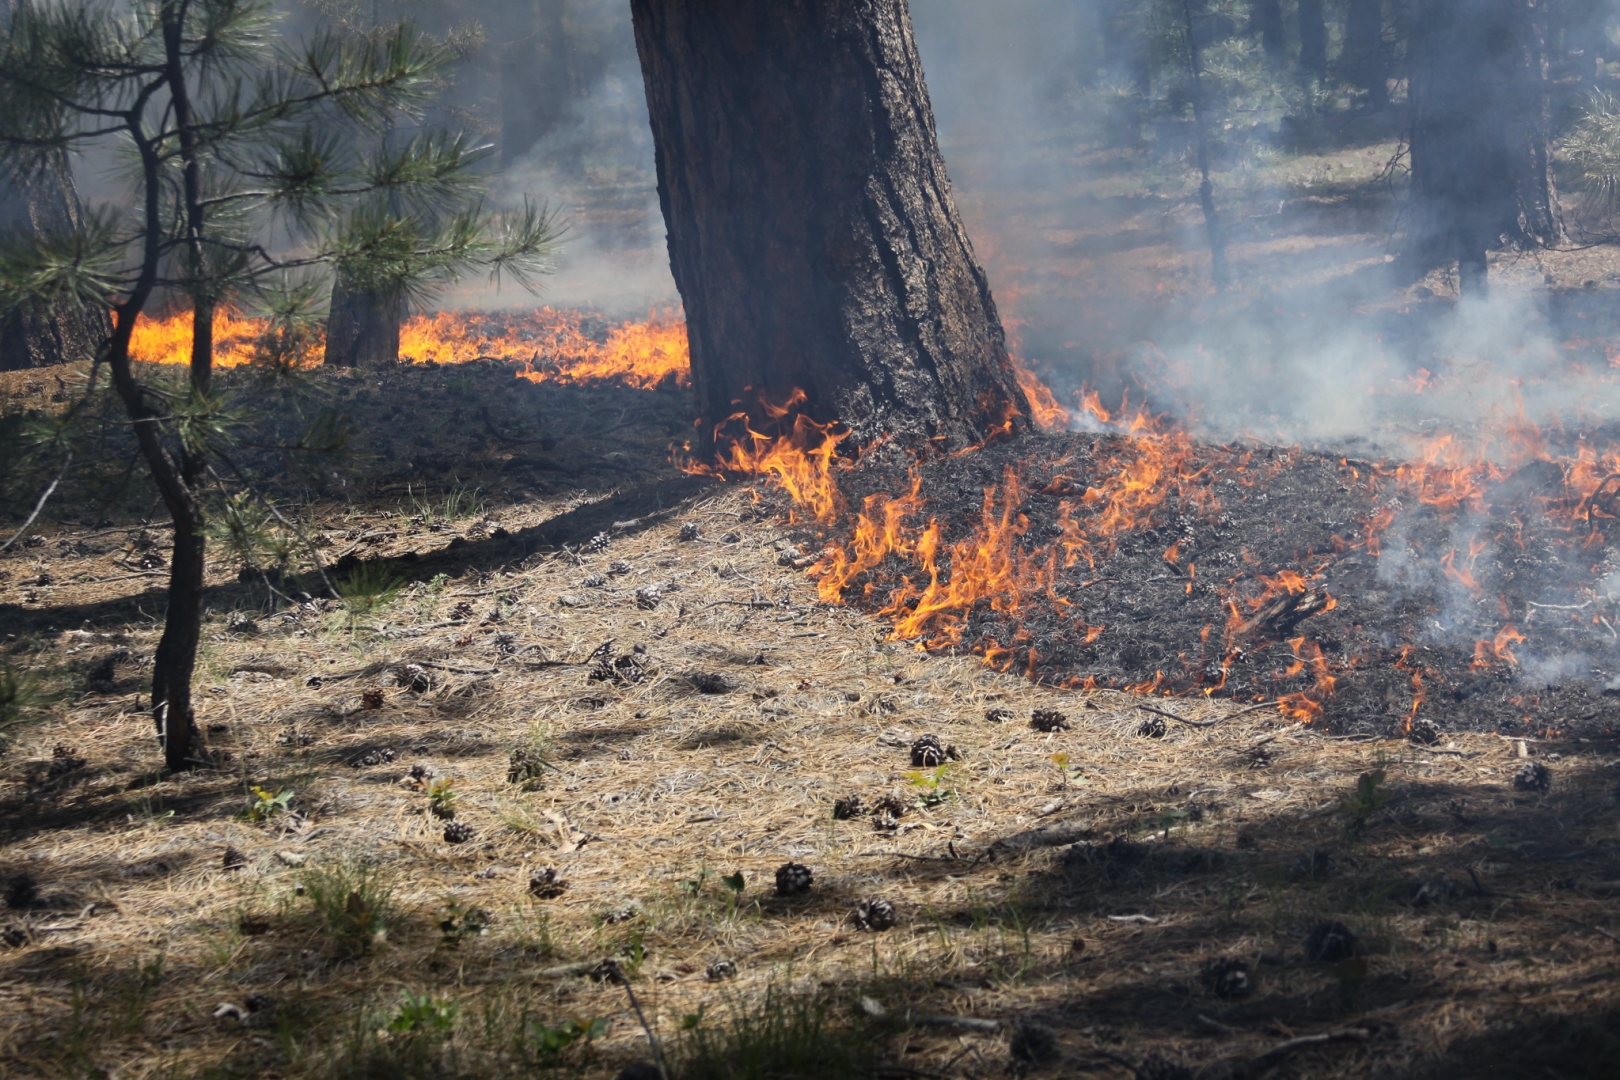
<box><xmin>667</xmin><ymin>983</ymin><xmax>878</xmax><ymax>1080</ymax></box>
<box><xmin>680</xmin><ymin>868</ymin><xmax>710</xmax><ymax>897</ymax></box>
<box><xmin>1342</xmin><ymin>766</ymin><xmax>1388</xmax><ymax>839</ymax></box>
<box><xmin>507</xmin><ymin>740</ymin><xmax>548</xmax><ymax>789</ymax></box>
<box><xmin>905</xmin><ymin>763</ymin><xmax>956</xmax><ymax>808</ymax></box>
<box><xmin>438</xmin><ymin>898</ymin><xmax>490</xmax><ymax>945</ymax></box>
<box><xmin>299</xmin><ymin>859</ymin><xmax>396</xmax><ymax>957</ymax></box>
<box><xmin>338</xmin><ymin>561</ymin><xmax>405</xmax><ymax>616</ymax></box>
<box><xmin>208</xmin><ymin>491</ymin><xmax>297</xmax><ymax>576</ymax></box>
<box><xmin>527</xmin><ymin>1016</ymin><xmax>607</xmax><ymax>1066</ymax></box>
<box><xmin>0</xmin><ymin>665</ymin><xmax>52</xmax><ymax>747</ymax></box>
<box><xmin>427</xmin><ymin>776</ymin><xmax>457</xmax><ymax>819</ymax></box>
<box><xmin>241</xmin><ymin>785</ymin><xmax>294</xmax><ymax>823</ymax></box>
<box><xmin>386</xmin><ymin>991</ymin><xmax>459</xmax><ymax>1035</ymax></box>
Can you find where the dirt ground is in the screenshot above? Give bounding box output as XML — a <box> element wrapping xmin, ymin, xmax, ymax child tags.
<box><xmin>3</xmin><ymin>360</ymin><xmax>1620</xmax><ymax>1079</ymax></box>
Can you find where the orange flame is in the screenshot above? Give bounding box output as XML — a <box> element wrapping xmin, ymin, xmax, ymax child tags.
<box><xmin>126</xmin><ymin>305</ymin><xmax>690</xmax><ymax>388</ymax></box>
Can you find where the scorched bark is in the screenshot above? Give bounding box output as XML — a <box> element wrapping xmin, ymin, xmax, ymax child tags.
<box><xmin>629</xmin><ymin>0</ymin><xmax>1028</xmax><ymax>449</ymax></box>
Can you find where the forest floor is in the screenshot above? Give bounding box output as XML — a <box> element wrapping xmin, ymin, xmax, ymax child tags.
<box><xmin>3</xmin><ymin>356</ymin><xmax>1620</xmax><ymax>1080</ymax></box>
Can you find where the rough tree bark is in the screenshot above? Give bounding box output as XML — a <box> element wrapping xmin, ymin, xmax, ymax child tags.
<box><xmin>323</xmin><ymin>269</ymin><xmax>400</xmax><ymax>367</ymax></box>
<box><xmin>1342</xmin><ymin>0</ymin><xmax>1388</xmax><ymax>110</ymax></box>
<box><xmin>0</xmin><ymin>136</ymin><xmax>108</xmax><ymax>370</ymax></box>
<box><xmin>1408</xmin><ymin>0</ymin><xmax>1562</xmax><ymax>295</ymax></box>
<box><xmin>629</xmin><ymin>0</ymin><xmax>1029</xmax><ymax>450</ymax></box>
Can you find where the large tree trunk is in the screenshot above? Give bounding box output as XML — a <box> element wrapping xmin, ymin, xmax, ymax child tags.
<box><xmin>629</xmin><ymin>0</ymin><xmax>1029</xmax><ymax>450</ymax></box>
<box><xmin>323</xmin><ymin>269</ymin><xmax>400</xmax><ymax>367</ymax></box>
<box><xmin>1342</xmin><ymin>0</ymin><xmax>1388</xmax><ymax>110</ymax></box>
<box><xmin>1408</xmin><ymin>0</ymin><xmax>1562</xmax><ymax>295</ymax></box>
<box><xmin>0</xmin><ymin>152</ymin><xmax>109</xmax><ymax>370</ymax></box>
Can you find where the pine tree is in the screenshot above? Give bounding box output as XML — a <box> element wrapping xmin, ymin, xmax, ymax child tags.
<box><xmin>0</xmin><ymin>0</ymin><xmax>558</xmax><ymax>770</ymax></box>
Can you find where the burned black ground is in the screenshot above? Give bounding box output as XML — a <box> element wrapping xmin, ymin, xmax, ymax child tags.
<box><xmin>822</xmin><ymin>429</ymin><xmax>1620</xmax><ymax>740</ymax></box>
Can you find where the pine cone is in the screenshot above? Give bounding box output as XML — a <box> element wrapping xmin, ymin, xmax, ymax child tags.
<box><xmin>633</xmin><ymin>584</ymin><xmax>663</xmax><ymax>610</ymax></box>
<box><xmin>360</xmin><ymin>688</ymin><xmax>386</xmax><ymax>710</ymax></box>
<box><xmin>852</xmin><ymin>898</ymin><xmax>896</xmax><ymax>931</ymax></box>
<box><xmin>222</xmin><ymin>846</ymin><xmax>247</xmax><ymax>871</ymax></box>
<box><xmin>832</xmin><ymin>795</ymin><xmax>867</xmax><ymax>820</ymax></box>
<box><xmin>1513</xmin><ymin>761</ymin><xmax>1551</xmax><ymax>793</ymax></box>
<box><xmin>686</xmin><ymin>671</ymin><xmax>733</xmax><ymax>694</ymax></box>
<box><xmin>585</xmin><ymin>531</ymin><xmax>611</xmax><ymax>552</ymax></box>
<box><xmin>1007</xmin><ymin>1021</ymin><xmax>1059</xmax><ymax>1066</ymax></box>
<box><xmin>1030</xmin><ymin>709</ymin><xmax>1070</xmax><ymax>732</ymax></box>
<box><xmin>705</xmin><ymin>958</ymin><xmax>737</xmax><ymax>980</ymax></box>
<box><xmin>528</xmin><ymin>868</ymin><xmax>568</xmax><ymax>899</ymax></box>
<box><xmin>507</xmin><ymin>747</ymin><xmax>546</xmax><ymax>785</ymax></box>
<box><xmin>408</xmin><ymin>762</ymin><xmax>434</xmax><ymax>782</ymax></box>
<box><xmin>400</xmin><ymin>664</ymin><xmax>434</xmax><ymax>693</ymax></box>
<box><xmin>1304</xmin><ymin>920</ymin><xmax>1360</xmax><ymax>963</ymax></box>
<box><xmin>244</xmin><ymin>992</ymin><xmax>275</xmax><ymax>1014</ymax></box>
<box><xmin>679</xmin><ymin>523</ymin><xmax>702</xmax><ymax>542</ymax></box>
<box><xmin>608</xmin><ymin>559</ymin><xmax>633</xmax><ymax>576</ymax></box>
<box><xmin>347</xmin><ymin>747</ymin><xmax>397</xmax><ymax>768</ymax></box>
<box><xmin>984</xmin><ymin>707</ymin><xmax>1015</xmax><ymax>723</ymax></box>
<box><xmin>583</xmin><ymin>573</ymin><xmax>606</xmax><ymax>588</ymax></box>
<box><xmin>443</xmin><ymin>821</ymin><xmax>474</xmax><ymax>844</ymax></box>
<box><xmin>910</xmin><ymin>734</ymin><xmax>951</xmax><ymax>767</ymax></box>
<box><xmin>1408</xmin><ymin>717</ymin><xmax>1441</xmax><ymax>746</ymax></box>
<box><xmin>869</xmin><ymin>794</ymin><xmax>907</xmax><ymax>820</ymax></box>
<box><xmin>451</xmin><ymin>600</ymin><xmax>475</xmax><ymax>620</ymax></box>
<box><xmin>4</xmin><ymin>873</ymin><xmax>39</xmax><ymax>910</ymax></box>
<box><xmin>1202</xmin><ymin>957</ymin><xmax>1252</xmax><ymax>998</ymax></box>
<box><xmin>774</xmin><ymin>862</ymin><xmax>813</xmax><ymax>896</ymax></box>
<box><xmin>1136</xmin><ymin>715</ymin><xmax>1167</xmax><ymax>738</ymax></box>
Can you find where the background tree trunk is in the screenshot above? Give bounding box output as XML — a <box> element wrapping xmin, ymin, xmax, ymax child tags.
<box><xmin>629</xmin><ymin>0</ymin><xmax>1028</xmax><ymax>449</ymax></box>
<box><xmin>1298</xmin><ymin>0</ymin><xmax>1328</xmax><ymax>82</ymax></box>
<box><xmin>0</xmin><ymin>153</ymin><xmax>109</xmax><ymax>370</ymax></box>
<box><xmin>1408</xmin><ymin>0</ymin><xmax>1562</xmax><ymax>294</ymax></box>
<box><xmin>1342</xmin><ymin>0</ymin><xmax>1388</xmax><ymax>110</ymax></box>
<box><xmin>1251</xmin><ymin>0</ymin><xmax>1286</xmax><ymax>62</ymax></box>
<box><xmin>324</xmin><ymin>270</ymin><xmax>401</xmax><ymax>367</ymax></box>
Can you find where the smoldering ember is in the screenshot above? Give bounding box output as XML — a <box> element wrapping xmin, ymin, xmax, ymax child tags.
<box><xmin>3</xmin><ymin>3</ymin><xmax>1620</xmax><ymax>1080</ymax></box>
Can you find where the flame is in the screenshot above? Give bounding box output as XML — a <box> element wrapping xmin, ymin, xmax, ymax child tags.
<box><xmin>1012</xmin><ymin>357</ymin><xmax>1070</xmax><ymax>430</ymax></box>
<box><xmin>679</xmin><ymin>401</ymin><xmax>849</xmax><ymax>526</ymax></box>
<box><xmin>126</xmin><ymin>305</ymin><xmax>690</xmax><ymax>388</ymax></box>
<box><xmin>129</xmin><ymin>306</ymin><xmax>294</xmax><ymax>368</ymax></box>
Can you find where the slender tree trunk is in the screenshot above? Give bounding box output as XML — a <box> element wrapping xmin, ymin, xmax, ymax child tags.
<box><xmin>1343</xmin><ymin>0</ymin><xmax>1388</xmax><ymax>110</ymax></box>
<box><xmin>1252</xmin><ymin>0</ymin><xmax>1286</xmax><ymax>62</ymax></box>
<box><xmin>1298</xmin><ymin>0</ymin><xmax>1328</xmax><ymax>82</ymax></box>
<box><xmin>0</xmin><ymin>153</ymin><xmax>109</xmax><ymax>370</ymax></box>
<box><xmin>500</xmin><ymin>0</ymin><xmax>573</xmax><ymax>166</ymax></box>
<box><xmin>324</xmin><ymin>270</ymin><xmax>401</xmax><ymax>367</ymax></box>
<box><xmin>629</xmin><ymin>0</ymin><xmax>1028</xmax><ymax>450</ymax></box>
<box><xmin>1408</xmin><ymin>0</ymin><xmax>1562</xmax><ymax>295</ymax></box>
<box><xmin>1183</xmin><ymin>1</ymin><xmax>1228</xmax><ymax>290</ymax></box>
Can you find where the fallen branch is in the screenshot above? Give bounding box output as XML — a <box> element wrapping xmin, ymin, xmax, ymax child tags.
<box><xmin>1239</xmin><ymin>1026</ymin><xmax>1370</xmax><ymax>1076</ymax></box>
<box><xmin>973</xmin><ymin>820</ymin><xmax>1095</xmax><ymax>864</ymax></box>
<box><xmin>0</xmin><ymin>451</ymin><xmax>71</xmax><ymax>553</ymax></box>
<box><xmin>903</xmin><ymin>1011</ymin><xmax>1002</xmax><ymax>1033</ymax></box>
<box><xmin>1137</xmin><ymin>703</ymin><xmax>1222</xmax><ymax>729</ymax></box>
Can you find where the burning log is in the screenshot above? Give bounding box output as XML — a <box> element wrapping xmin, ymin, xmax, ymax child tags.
<box><xmin>1235</xmin><ymin>587</ymin><xmax>1334</xmax><ymax>642</ymax></box>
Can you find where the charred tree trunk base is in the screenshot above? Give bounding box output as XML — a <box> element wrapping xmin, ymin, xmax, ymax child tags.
<box><xmin>324</xmin><ymin>275</ymin><xmax>401</xmax><ymax>368</ymax></box>
<box><xmin>631</xmin><ymin>0</ymin><xmax>1028</xmax><ymax>452</ymax></box>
